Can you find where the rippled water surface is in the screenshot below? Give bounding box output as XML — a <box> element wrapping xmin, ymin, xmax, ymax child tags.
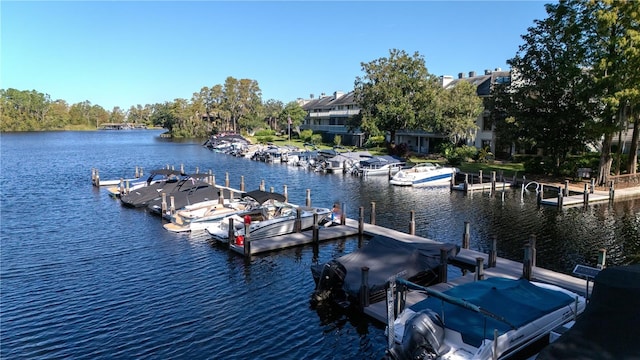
<box><xmin>1</xmin><ymin>131</ymin><xmax>639</xmax><ymax>359</ymax></box>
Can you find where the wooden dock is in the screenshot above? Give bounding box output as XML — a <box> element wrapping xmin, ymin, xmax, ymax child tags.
<box><xmin>341</xmin><ymin>219</ymin><xmax>593</xmax><ymax>325</ymax></box>
<box><xmin>227</xmin><ymin>224</ymin><xmax>359</xmax><ymax>255</ymax></box>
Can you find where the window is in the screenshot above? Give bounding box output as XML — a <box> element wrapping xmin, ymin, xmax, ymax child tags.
<box><xmin>482</xmin><ymin>115</ymin><xmax>492</xmax><ymax>131</ymax></box>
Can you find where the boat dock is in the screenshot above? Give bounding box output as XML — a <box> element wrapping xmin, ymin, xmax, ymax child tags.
<box><xmin>227</xmin><ymin>224</ymin><xmax>359</xmax><ymax>255</ymax></box>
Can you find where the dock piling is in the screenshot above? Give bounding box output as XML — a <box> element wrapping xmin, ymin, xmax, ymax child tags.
<box><xmin>439</xmin><ymin>248</ymin><xmax>449</xmax><ymax>283</ymax></box>
<box><xmin>170</xmin><ymin>196</ymin><xmax>175</xmax><ymax>215</ymax></box>
<box><xmin>161</xmin><ymin>193</ymin><xmax>167</xmax><ymax>214</ymax></box>
<box><xmin>135</xmin><ymin>166</ymin><xmax>139</xmax><ymax>178</ymax></box>
<box><xmin>312</xmin><ymin>213</ymin><xmax>319</xmax><ymax>244</ymax></box>
<box><xmin>529</xmin><ymin>235</ymin><xmax>537</xmax><ymax>268</ymax></box>
<box><xmin>180</xmin><ymin>163</ymin><xmax>184</xmax><ymax>174</ymax></box>
<box><xmin>243</xmin><ymin>222</ymin><xmax>251</xmax><ymax>257</ymax></box>
<box><xmin>358</xmin><ymin>207</ymin><xmax>364</xmax><ymax>235</ymax></box>
<box><xmin>488</xmin><ymin>236</ymin><xmax>497</xmax><ymax>267</ymax></box>
<box><xmin>359</xmin><ymin>267</ymin><xmax>370</xmax><ymax>308</ymax></box>
<box><xmin>523</xmin><ymin>244</ymin><xmax>533</xmax><ymax>280</ymax></box>
<box><xmin>462</xmin><ymin>221</ymin><xmax>470</xmax><ymax>249</ymax></box>
<box><xmin>260</xmin><ymin>180</ymin><xmax>265</xmax><ymax>191</ymax></box>
<box><xmin>283</xmin><ymin>185</ymin><xmax>288</xmax><ymax>202</ymax></box>
<box><xmin>306</xmin><ymin>189</ymin><xmax>311</xmax><ymax>207</ymax></box>
<box><xmin>295</xmin><ymin>208</ymin><xmax>302</xmax><ymax>233</ymax></box>
<box><xmin>491</xmin><ymin>171</ymin><xmax>496</xmax><ymax>192</ymax></box>
<box><xmin>409</xmin><ymin>210</ymin><xmax>415</xmax><ymax>235</ymax></box>
<box><xmin>475</xmin><ymin>257</ymin><xmax>484</xmax><ymax>281</ymax></box>
<box><xmin>370</xmin><ymin>202</ymin><xmax>376</xmax><ymax>225</ymax></box>
<box><xmin>597</xmin><ymin>248</ymin><xmax>607</xmax><ymax>269</ymax></box>
<box><xmin>564</xmin><ymin>180</ymin><xmax>569</xmax><ymax>197</ymax></box>
<box><xmin>228</xmin><ymin>218</ymin><xmax>235</xmax><ymax>246</ymax></box>
<box><xmin>479</xmin><ymin>170</ymin><xmax>483</xmax><ymax>185</ymax></box>
<box><xmin>583</xmin><ymin>183</ymin><xmax>589</xmax><ymax>205</ymax></box>
<box><xmin>557</xmin><ymin>188</ymin><xmax>563</xmax><ymax>208</ymax></box>
<box><xmin>240</xmin><ymin>176</ymin><xmax>245</xmax><ymax>192</ymax></box>
<box><xmin>340</xmin><ymin>203</ymin><xmax>346</xmax><ymax>225</ymax></box>
<box><xmin>225</xmin><ymin>172</ymin><xmax>229</xmax><ymax>187</ymax></box>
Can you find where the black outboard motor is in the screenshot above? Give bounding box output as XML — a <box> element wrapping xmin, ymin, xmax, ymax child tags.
<box><xmin>311</xmin><ymin>260</ymin><xmax>347</xmax><ymax>305</ymax></box>
<box><xmin>388</xmin><ymin>309</ymin><xmax>449</xmax><ymax>360</ymax></box>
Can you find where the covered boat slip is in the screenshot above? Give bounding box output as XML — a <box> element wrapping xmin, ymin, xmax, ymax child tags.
<box><xmin>311</xmin><ymin>235</ymin><xmax>459</xmax><ymax>306</ymax></box>
<box><xmin>536</xmin><ymin>265</ymin><xmax>640</xmax><ymax>360</ymax></box>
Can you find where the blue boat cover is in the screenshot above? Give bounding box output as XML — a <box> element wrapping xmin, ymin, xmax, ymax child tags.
<box><xmin>410</xmin><ymin>278</ymin><xmax>575</xmax><ymax>347</ymax></box>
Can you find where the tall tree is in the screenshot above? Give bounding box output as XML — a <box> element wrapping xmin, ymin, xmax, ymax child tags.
<box><xmin>494</xmin><ymin>1</ymin><xmax>598</xmax><ymax>172</ymax></box>
<box><xmin>353</xmin><ymin>49</ymin><xmax>441</xmax><ymax>143</ymax></box>
<box><xmin>585</xmin><ymin>0</ymin><xmax>640</xmax><ymax>178</ymax></box>
<box><xmin>434</xmin><ymin>81</ymin><xmax>483</xmax><ymax>145</ymax></box>
<box><xmin>263</xmin><ymin>99</ymin><xmax>284</xmax><ymax>131</ymax></box>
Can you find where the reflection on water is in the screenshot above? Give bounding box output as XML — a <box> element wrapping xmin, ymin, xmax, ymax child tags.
<box><xmin>1</xmin><ymin>131</ymin><xmax>638</xmax><ymax>359</ymax></box>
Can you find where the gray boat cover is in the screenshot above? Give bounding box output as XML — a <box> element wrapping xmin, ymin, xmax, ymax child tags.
<box><xmin>337</xmin><ymin>235</ymin><xmax>459</xmax><ymax>298</ymax></box>
<box><xmin>536</xmin><ymin>265</ymin><xmax>640</xmax><ymax>360</ymax></box>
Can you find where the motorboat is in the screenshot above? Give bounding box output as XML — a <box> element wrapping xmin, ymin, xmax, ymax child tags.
<box><xmin>206</xmin><ymin>196</ymin><xmax>331</xmax><ymax>242</ymax></box>
<box><xmin>146</xmin><ymin>178</ymin><xmax>219</xmax><ymax>216</ymax></box>
<box><xmin>311</xmin><ymin>235</ymin><xmax>459</xmax><ymax>308</ymax></box>
<box><xmin>163</xmin><ymin>190</ymin><xmax>277</xmax><ymax>233</ymax></box>
<box><xmin>387</xmin><ymin>277</ymin><xmax>586</xmax><ymax>360</ymax></box>
<box><xmin>119</xmin><ymin>173</ymin><xmax>210</xmax><ymax>208</ymax></box>
<box><xmin>105</xmin><ymin>169</ymin><xmax>183</xmax><ymax>197</ymax></box>
<box><xmin>390</xmin><ymin>162</ymin><xmax>458</xmax><ymax>187</ymax></box>
<box><xmin>357</xmin><ymin>155</ymin><xmax>405</xmax><ymax>176</ymax></box>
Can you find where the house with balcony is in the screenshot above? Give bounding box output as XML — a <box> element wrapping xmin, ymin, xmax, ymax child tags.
<box><xmin>299</xmin><ymin>69</ymin><xmax>510</xmax><ymax>153</ymax></box>
<box><xmin>298</xmin><ymin>91</ymin><xmax>365</xmax><ymax>147</ymax></box>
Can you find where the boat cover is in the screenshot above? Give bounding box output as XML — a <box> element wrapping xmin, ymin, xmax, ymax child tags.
<box><xmin>410</xmin><ymin>277</ymin><xmax>576</xmax><ymax>348</ymax></box>
<box><xmin>243</xmin><ymin>190</ymin><xmax>286</xmax><ymax>204</ymax></box>
<box><xmin>332</xmin><ymin>235</ymin><xmax>459</xmax><ymax>299</ymax></box>
<box><xmin>536</xmin><ymin>265</ymin><xmax>640</xmax><ymax>360</ymax></box>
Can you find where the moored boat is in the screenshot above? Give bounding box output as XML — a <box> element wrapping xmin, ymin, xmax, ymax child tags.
<box><xmin>390</xmin><ymin>162</ymin><xmax>458</xmax><ymax>187</ymax></box>
<box><xmin>387</xmin><ymin>277</ymin><xmax>586</xmax><ymax>360</ymax></box>
<box><xmin>357</xmin><ymin>155</ymin><xmax>405</xmax><ymax>177</ymax></box>
<box><xmin>206</xmin><ymin>196</ymin><xmax>331</xmax><ymax>243</ymax></box>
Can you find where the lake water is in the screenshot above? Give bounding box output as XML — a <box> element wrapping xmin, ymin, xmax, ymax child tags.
<box><xmin>1</xmin><ymin>130</ymin><xmax>639</xmax><ymax>359</ymax></box>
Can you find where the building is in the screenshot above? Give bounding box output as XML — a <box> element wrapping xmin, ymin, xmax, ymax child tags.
<box><xmin>299</xmin><ymin>69</ymin><xmax>511</xmax><ymax>153</ymax></box>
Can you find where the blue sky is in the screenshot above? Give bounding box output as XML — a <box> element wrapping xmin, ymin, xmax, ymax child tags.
<box><xmin>1</xmin><ymin>1</ymin><xmax>550</xmax><ymax>111</ymax></box>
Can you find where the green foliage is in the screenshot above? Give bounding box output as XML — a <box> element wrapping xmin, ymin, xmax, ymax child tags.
<box><xmin>363</xmin><ymin>135</ymin><xmax>385</xmax><ymax>148</ymax></box>
<box><xmin>441</xmin><ymin>144</ymin><xmax>477</xmax><ymax>166</ymax></box>
<box><xmin>255</xmin><ymin>129</ymin><xmax>275</xmax><ymax>137</ymax></box>
<box><xmin>299</xmin><ymin>129</ymin><xmax>314</xmax><ymax>143</ymax></box>
<box><xmin>333</xmin><ymin>134</ymin><xmax>342</xmax><ymax>146</ymax></box>
<box><xmin>353</xmin><ymin>49</ymin><xmax>441</xmax><ymax>141</ymax></box>
<box><xmin>476</xmin><ymin>147</ymin><xmax>494</xmax><ymax>163</ymax></box>
<box><xmin>310</xmin><ymin>134</ymin><xmax>323</xmax><ymax>144</ymax></box>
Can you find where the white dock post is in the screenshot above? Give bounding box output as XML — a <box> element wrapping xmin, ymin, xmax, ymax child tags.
<box><xmin>240</xmin><ymin>176</ymin><xmax>245</xmax><ymax>192</ymax></box>
<box><xmin>225</xmin><ymin>172</ymin><xmax>229</xmax><ymax>187</ymax></box>
<box><xmin>597</xmin><ymin>248</ymin><xmax>607</xmax><ymax>269</ymax></box>
<box><xmin>283</xmin><ymin>185</ymin><xmax>288</xmax><ymax>202</ymax></box>
<box><xmin>161</xmin><ymin>193</ymin><xmax>167</xmax><ymax>214</ymax></box>
<box><xmin>370</xmin><ymin>201</ymin><xmax>376</xmax><ymax>225</ymax></box>
<box><xmin>169</xmin><ymin>196</ymin><xmax>175</xmax><ymax>215</ymax></box>
<box><xmin>306</xmin><ymin>189</ymin><xmax>311</xmax><ymax>207</ymax></box>
<box><xmin>409</xmin><ymin>210</ymin><xmax>415</xmax><ymax>235</ymax></box>
<box><xmin>583</xmin><ymin>183</ymin><xmax>589</xmax><ymax>205</ymax></box>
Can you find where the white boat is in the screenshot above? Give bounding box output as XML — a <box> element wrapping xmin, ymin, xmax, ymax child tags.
<box><xmin>206</xmin><ymin>201</ymin><xmax>331</xmax><ymax>243</ymax></box>
<box><xmin>357</xmin><ymin>155</ymin><xmax>405</xmax><ymax>176</ymax></box>
<box><xmin>387</xmin><ymin>277</ymin><xmax>586</xmax><ymax>360</ymax></box>
<box><xmin>163</xmin><ymin>199</ymin><xmax>249</xmax><ymax>233</ymax></box>
<box><xmin>389</xmin><ymin>163</ymin><xmax>458</xmax><ymax>187</ymax></box>
<box><xmin>106</xmin><ymin>169</ymin><xmax>183</xmax><ymax>197</ymax></box>
<box><xmin>163</xmin><ymin>190</ymin><xmax>283</xmax><ymax>233</ymax></box>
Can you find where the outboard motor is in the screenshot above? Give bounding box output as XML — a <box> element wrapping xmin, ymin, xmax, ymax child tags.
<box><xmin>389</xmin><ymin>310</ymin><xmax>449</xmax><ymax>360</ymax></box>
<box><xmin>311</xmin><ymin>260</ymin><xmax>347</xmax><ymax>305</ymax></box>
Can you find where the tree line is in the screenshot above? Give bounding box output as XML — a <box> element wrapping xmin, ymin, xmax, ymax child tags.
<box><xmin>0</xmin><ymin>77</ymin><xmax>304</xmax><ymax>137</ymax></box>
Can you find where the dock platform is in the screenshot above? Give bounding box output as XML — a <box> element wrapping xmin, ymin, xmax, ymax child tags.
<box><xmin>227</xmin><ymin>225</ymin><xmax>360</xmax><ymax>255</ymax></box>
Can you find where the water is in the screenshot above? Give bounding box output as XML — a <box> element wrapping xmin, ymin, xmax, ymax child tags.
<box><xmin>1</xmin><ymin>131</ymin><xmax>638</xmax><ymax>359</ymax></box>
